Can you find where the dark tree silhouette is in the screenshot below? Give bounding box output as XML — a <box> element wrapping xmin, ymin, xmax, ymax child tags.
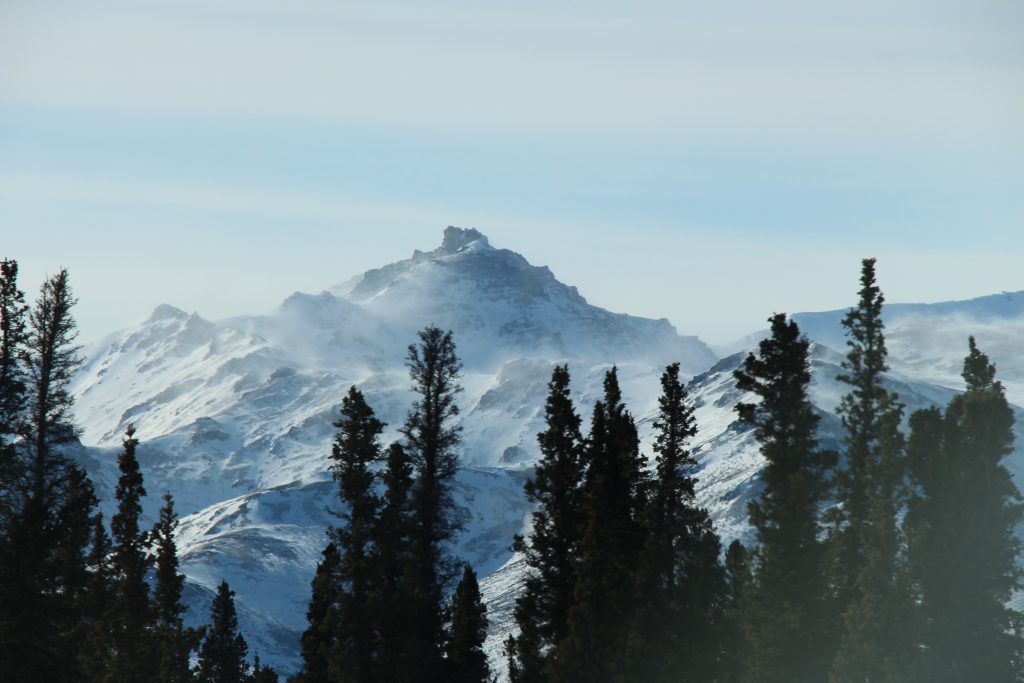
<box><xmin>733</xmin><ymin>314</ymin><xmax>835</xmax><ymax>683</ymax></box>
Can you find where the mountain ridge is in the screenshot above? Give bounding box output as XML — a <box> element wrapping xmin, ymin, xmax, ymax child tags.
<box><xmin>66</xmin><ymin>227</ymin><xmax>1024</xmax><ymax>677</ymax></box>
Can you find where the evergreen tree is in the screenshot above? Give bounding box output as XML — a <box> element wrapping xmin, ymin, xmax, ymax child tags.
<box><xmin>372</xmin><ymin>442</ymin><xmax>419</xmax><ymax>683</ymax></box>
<box><xmin>249</xmin><ymin>655</ymin><xmax>278</xmax><ymax>683</ymax></box>
<box><xmin>551</xmin><ymin>367</ymin><xmax>646</xmax><ymax>683</ymax></box>
<box><xmin>0</xmin><ymin>268</ymin><xmax>94</xmax><ymax>682</ymax></box>
<box><xmin>508</xmin><ymin>364</ymin><xmax>585</xmax><ymax>680</ymax></box>
<box><xmin>829</xmin><ymin>258</ymin><xmax>913</xmax><ymax>682</ymax></box>
<box><xmin>295</xmin><ymin>542</ymin><xmax>340</xmax><ymax>683</ymax></box>
<box><xmin>401</xmin><ymin>326</ymin><xmax>464</xmax><ymax>679</ymax></box>
<box><xmin>24</xmin><ymin>268</ymin><xmax>82</xmax><ymax>464</ymax></box>
<box><xmin>831</xmin><ymin>409</ymin><xmax>914</xmax><ymax>683</ymax></box>
<box><xmin>505</xmin><ymin>588</ymin><xmax>545</xmax><ymax>683</ymax></box>
<box><xmin>84</xmin><ymin>512</ymin><xmax>113</xmax><ymax>622</ymax></box>
<box><xmin>103</xmin><ymin>423</ymin><xmax>156</xmax><ymax>683</ymax></box>
<box><xmin>0</xmin><ymin>257</ymin><xmax>27</xmax><ymax>441</ymax></box>
<box><xmin>630</xmin><ymin>363</ymin><xmax>727</xmax><ymax>682</ymax></box>
<box><xmin>830</xmin><ymin>259</ymin><xmax>892</xmax><ymax>604</ymax></box>
<box><xmin>905</xmin><ymin>338</ymin><xmax>1023</xmax><ymax>681</ymax></box>
<box><xmin>327</xmin><ymin>386</ymin><xmax>385</xmax><ymax>682</ymax></box>
<box><xmin>152</xmin><ymin>492</ymin><xmax>202</xmax><ymax>683</ymax></box>
<box><xmin>79</xmin><ymin>512</ymin><xmax>116</xmax><ymax>683</ymax></box>
<box><xmin>198</xmin><ymin>580</ymin><xmax>250</xmax><ymax>683</ymax></box>
<box><xmin>733</xmin><ymin>313</ymin><xmax>834</xmax><ymax>683</ymax></box>
<box><xmin>445</xmin><ymin>564</ymin><xmax>490</xmax><ymax>683</ymax></box>
<box><xmin>153</xmin><ymin>492</ymin><xmax>186</xmax><ymax>627</ymax></box>
<box><xmin>721</xmin><ymin>540</ymin><xmax>752</xmax><ymax>683</ymax></box>
<box><xmin>0</xmin><ymin>258</ymin><xmax>30</xmax><ymax>676</ymax></box>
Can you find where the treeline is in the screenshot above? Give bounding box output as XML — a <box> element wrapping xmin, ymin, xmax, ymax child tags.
<box><xmin>2</xmin><ymin>256</ymin><xmax>1022</xmax><ymax>683</ymax></box>
<box><xmin>299</xmin><ymin>259</ymin><xmax>1023</xmax><ymax>682</ymax></box>
<box><xmin>500</xmin><ymin>258</ymin><xmax>1024</xmax><ymax>683</ymax></box>
<box><xmin>0</xmin><ymin>260</ymin><xmax>277</xmax><ymax>683</ymax></box>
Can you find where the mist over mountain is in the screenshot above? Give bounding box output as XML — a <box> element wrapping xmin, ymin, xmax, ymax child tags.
<box><xmin>67</xmin><ymin>227</ymin><xmax>1024</xmax><ymax>676</ymax></box>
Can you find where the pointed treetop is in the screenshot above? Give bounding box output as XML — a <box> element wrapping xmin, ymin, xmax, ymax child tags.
<box><xmin>856</xmin><ymin>258</ymin><xmax>883</xmax><ymax>310</ymax></box>
<box><xmin>839</xmin><ymin>257</ymin><xmax>888</xmax><ymax>375</ymax></box>
<box><xmin>602</xmin><ymin>365</ymin><xmax>623</xmax><ymax>414</ymax></box>
<box><xmin>962</xmin><ymin>336</ymin><xmax>997</xmax><ymax>391</ymax></box>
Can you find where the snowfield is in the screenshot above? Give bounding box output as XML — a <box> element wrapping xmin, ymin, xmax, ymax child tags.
<box><xmin>69</xmin><ymin>227</ymin><xmax>1024</xmax><ymax>677</ymax></box>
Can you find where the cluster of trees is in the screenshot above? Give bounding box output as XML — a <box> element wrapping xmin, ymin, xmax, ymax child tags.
<box><xmin>503</xmin><ymin>359</ymin><xmax>728</xmax><ymax>683</ymax></box>
<box><xmin>291</xmin><ymin>327</ymin><xmax>490</xmax><ymax>683</ymax></box>
<box><xmin>0</xmin><ymin>259</ymin><xmax>277</xmax><ymax>683</ymax></box>
<box><xmin>731</xmin><ymin>261</ymin><xmax>1023</xmax><ymax>682</ymax></box>
<box><xmin>2</xmin><ymin>255</ymin><xmax>1021</xmax><ymax>683</ymax></box>
<box><xmin>505</xmin><ymin>258</ymin><xmax>1024</xmax><ymax>682</ymax></box>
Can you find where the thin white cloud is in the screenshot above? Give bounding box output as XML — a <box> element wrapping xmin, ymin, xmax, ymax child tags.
<box><xmin>2</xmin><ymin>0</ymin><xmax>1022</xmax><ymax>344</ymax></box>
<box><xmin>0</xmin><ymin>174</ymin><xmax>439</xmax><ymax>224</ymax></box>
<box><xmin>2</xmin><ymin>0</ymin><xmax>1022</xmax><ymax>147</ymax></box>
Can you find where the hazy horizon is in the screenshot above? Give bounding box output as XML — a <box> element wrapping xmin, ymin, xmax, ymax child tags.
<box><xmin>2</xmin><ymin>0</ymin><xmax>1022</xmax><ymax>344</ymax></box>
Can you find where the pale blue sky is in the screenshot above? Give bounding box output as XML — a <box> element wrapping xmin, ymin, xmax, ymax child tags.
<box><xmin>1</xmin><ymin>0</ymin><xmax>1022</xmax><ymax>344</ymax></box>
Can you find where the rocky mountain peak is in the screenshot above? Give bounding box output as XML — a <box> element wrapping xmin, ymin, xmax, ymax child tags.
<box><xmin>438</xmin><ymin>226</ymin><xmax>491</xmax><ymax>255</ymax></box>
<box><xmin>147</xmin><ymin>303</ymin><xmax>189</xmax><ymax>323</ymax></box>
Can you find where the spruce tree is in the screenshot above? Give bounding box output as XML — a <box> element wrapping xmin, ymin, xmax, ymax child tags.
<box><xmin>198</xmin><ymin>580</ymin><xmax>250</xmax><ymax>683</ymax></box>
<box><xmin>0</xmin><ymin>257</ymin><xmax>27</xmax><ymax>441</ymax></box>
<box><xmin>0</xmin><ymin>257</ymin><xmax>29</xmax><ymax>671</ymax></box>
<box><xmin>905</xmin><ymin>338</ymin><xmax>1023</xmax><ymax>681</ymax></box>
<box><xmin>152</xmin><ymin>492</ymin><xmax>202</xmax><ymax>683</ymax></box>
<box><xmin>0</xmin><ymin>258</ymin><xmax>29</xmax><ymax>679</ymax></box>
<box><xmin>509</xmin><ymin>364</ymin><xmax>585</xmax><ymax>680</ymax></box>
<box><xmin>104</xmin><ymin>423</ymin><xmax>156</xmax><ymax>683</ymax></box>
<box><xmin>551</xmin><ymin>367</ymin><xmax>646</xmax><ymax>683</ymax></box>
<box><xmin>445</xmin><ymin>564</ymin><xmax>490</xmax><ymax>683</ymax></box>
<box><xmin>84</xmin><ymin>512</ymin><xmax>113</xmax><ymax>622</ymax></box>
<box><xmin>249</xmin><ymin>655</ymin><xmax>278</xmax><ymax>683</ymax></box>
<box><xmin>295</xmin><ymin>542</ymin><xmax>340</xmax><ymax>683</ymax></box>
<box><xmin>1</xmin><ymin>268</ymin><xmax>94</xmax><ymax>682</ymax></box>
<box><xmin>721</xmin><ymin>540</ymin><xmax>752</xmax><ymax>683</ymax></box>
<box><xmin>327</xmin><ymin>386</ymin><xmax>385</xmax><ymax>682</ymax></box>
<box><xmin>153</xmin><ymin>492</ymin><xmax>186</xmax><ymax>631</ymax></box>
<box><xmin>829</xmin><ymin>258</ymin><xmax>913</xmax><ymax>682</ymax></box>
<box><xmin>401</xmin><ymin>326</ymin><xmax>464</xmax><ymax>680</ymax></box>
<box><xmin>733</xmin><ymin>313</ymin><xmax>834</xmax><ymax>683</ymax></box>
<box><xmin>630</xmin><ymin>362</ymin><xmax>727</xmax><ymax>683</ymax></box>
<box><xmin>830</xmin><ymin>258</ymin><xmax>892</xmax><ymax>605</ymax></box>
<box><xmin>505</xmin><ymin>587</ymin><xmax>545</xmax><ymax>683</ymax></box>
<box><xmin>372</xmin><ymin>442</ymin><xmax>419</xmax><ymax>682</ymax></box>
<box><xmin>79</xmin><ymin>512</ymin><xmax>116</xmax><ymax>683</ymax></box>
<box><xmin>24</xmin><ymin>268</ymin><xmax>82</xmax><ymax>464</ymax></box>
<box><xmin>831</xmin><ymin>409</ymin><xmax>913</xmax><ymax>683</ymax></box>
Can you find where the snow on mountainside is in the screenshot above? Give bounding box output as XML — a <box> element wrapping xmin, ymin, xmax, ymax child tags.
<box><xmin>332</xmin><ymin>226</ymin><xmax>714</xmax><ymax>370</ymax></box>
<box><xmin>68</xmin><ymin>228</ymin><xmax>1024</xmax><ymax>677</ymax></box>
<box><xmin>68</xmin><ymin>228</ymin><xmax>718</xmax><ymax>674</ymax></box>
<box><xmin>718</xmin><ymin>290</ymin><xmax>1024</xmax><ymax>406</ymax></box>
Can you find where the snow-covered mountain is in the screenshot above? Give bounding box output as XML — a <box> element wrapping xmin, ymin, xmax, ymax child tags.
<box><xmin>68</xmin><ymin>228</ymin><xmax>1024</xmax><ymax>677</ymax></box>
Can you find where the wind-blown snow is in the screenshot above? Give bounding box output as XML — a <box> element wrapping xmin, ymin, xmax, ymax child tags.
<box><xmin>69</xmin><ymin>228</ymin><xmax>1024</xmax><ymax>677</ymax></box>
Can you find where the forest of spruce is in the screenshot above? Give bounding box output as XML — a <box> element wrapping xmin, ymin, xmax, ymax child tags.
<box><xmin>1</xmin><ymin>255</ymin><xmax>1022</xmax><ymax>683</ymax></box>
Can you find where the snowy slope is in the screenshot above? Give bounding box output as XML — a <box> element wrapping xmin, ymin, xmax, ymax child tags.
<box><xmin>68</xmin><ymin>228</ymin><xmax>719</xmax><ymax>674</ymax></box>
<box><xmin>68</xmin><ymin>228</ymin><xmax>1024</xmax><ymax>677</ymax></box>
<box><xmin>718</xmin><ymin>291</ymin><xmax>1024</xmax><ymax>406</ymax></box>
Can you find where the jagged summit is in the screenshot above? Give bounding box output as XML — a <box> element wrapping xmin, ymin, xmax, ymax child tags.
<box><xmin>328</xmin><ymin>225</ymin><xmax>716</xmax><ymax>370</ymax></box>
<box><xmin>148</xmin><ymin>303</ymin><xmax>189</xmax><ymax>322</ymax></box>
<box><xmin>438</xmin><ymin>226</ymin><xmax>491</xmax><ymax>254</ymax></box>
<box><xmin>344</xmin><ymin>225</ymin><xmax>568</xmax><ymax>306</ymax></box>
<box><xmin>67</xmin><ymin>226</ymin><xmax>1024</xmax><ymax>678</ymax></box>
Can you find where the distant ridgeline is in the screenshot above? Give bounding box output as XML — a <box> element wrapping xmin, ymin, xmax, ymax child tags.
<box><xmin>3</xmin><ymin>232</ymin><xmax>1024</xmax><ymax>682</ymax></box>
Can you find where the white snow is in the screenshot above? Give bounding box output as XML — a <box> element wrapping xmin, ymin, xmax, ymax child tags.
<box><xmin>68</xmin><ymin>227</ymin><xmax>1024</xmax><ymax>677</ymax></box>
